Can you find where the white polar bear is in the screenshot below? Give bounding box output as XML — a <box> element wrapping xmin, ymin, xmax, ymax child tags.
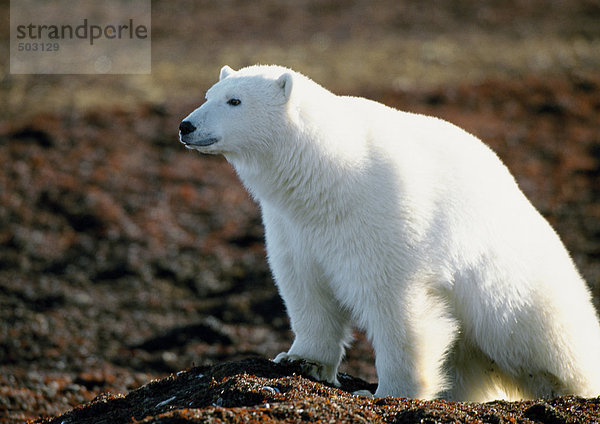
<box><xmin>179</xmin><ymin>64</ymin><xmax>600</xmax><ymax>401</ymax></box>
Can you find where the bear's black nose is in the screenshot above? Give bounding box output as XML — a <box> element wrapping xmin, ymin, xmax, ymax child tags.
<box><xmin>179</xmin><ymin>121</ymin><xmax>196</xmax><ymax>135</ymax></box>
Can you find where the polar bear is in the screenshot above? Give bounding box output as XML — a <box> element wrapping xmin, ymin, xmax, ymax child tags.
<box><xmin>179</xmin><ymin>64</ymin><xmax>600</xmax><ymax>401</ymax></box>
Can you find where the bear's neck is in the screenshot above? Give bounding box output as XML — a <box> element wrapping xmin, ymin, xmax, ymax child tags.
<box><xmin>228</xmin><ymin>123</ymin><xmax>366</xmax><ymax>225</ymax></box>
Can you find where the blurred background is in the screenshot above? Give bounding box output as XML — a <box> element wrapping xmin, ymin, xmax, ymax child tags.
<box><xmin>1</xmin><ymin>0</ymin><xmax>599</xmax><ymax>421</ymax></box>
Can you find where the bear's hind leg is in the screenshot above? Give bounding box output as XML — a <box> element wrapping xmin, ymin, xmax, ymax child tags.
<box><xmin>447</xmin><ymin>337</ymin><xmax>525</xmax><ymax>401</ymax></box>
<box><xmin>461</xmin><ymin>282</ymin><xmax>600</xmax><ymax>400</ymax></box>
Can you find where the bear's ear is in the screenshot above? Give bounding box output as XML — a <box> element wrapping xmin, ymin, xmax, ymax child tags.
<box><xmin>219</xmin><ymin>65</ymin><xmax>235</xmax><ymax>81</ymax></box>
<box><xmin>277</xmin><ymin>72</ymin><xmax>293</xmax><ymax>101</ymax></box>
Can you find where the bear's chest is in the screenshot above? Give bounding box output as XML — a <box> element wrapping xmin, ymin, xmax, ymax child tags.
<box><xmin>288</xmin><ymin>208</ymin><xmax>410</xmax><ymax>291</ymax></box>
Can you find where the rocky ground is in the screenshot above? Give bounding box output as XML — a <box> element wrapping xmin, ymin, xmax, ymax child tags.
<box><xmin>31</xmin><ymin>358</ymin><xmax>600</xmax><ymax>424</ymax></box>
<box><xmin>0</xmin><ymin>1</ymin><xmax>599</xmax><ymax>423</ymax></box>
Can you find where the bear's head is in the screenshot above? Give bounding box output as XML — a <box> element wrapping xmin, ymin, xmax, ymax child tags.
<box><xmin>179</xmin><ymin>65</ymin><xmax>294</xmax><ymax>159</ymax></box>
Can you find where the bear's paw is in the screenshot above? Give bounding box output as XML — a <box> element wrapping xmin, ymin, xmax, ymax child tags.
<box><xmin>273</xmin><ymin>352</ymin><xmax>340</xmax><ymax>387</ymax></box>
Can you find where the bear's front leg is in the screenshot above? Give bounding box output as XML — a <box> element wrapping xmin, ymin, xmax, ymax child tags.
<box><xmin>264</xmin><ymin>211</ymin><xmax>353</xmax><ymax>386</ymax></box>
<box><xmin>366</xmin><ymin>285</ymin><xmax>457</xmax><ymax>399</ymax></box>
<box><xmin>272</xmin><ymin>273</ymin><xmax>353</xmax><ymax>386</ymax></box>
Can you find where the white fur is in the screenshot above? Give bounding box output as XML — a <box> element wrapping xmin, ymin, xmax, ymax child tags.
<box><xmin>180</xmin><ymin>65</ymin><xmax>600</xmax><ymax>401</ymax></box>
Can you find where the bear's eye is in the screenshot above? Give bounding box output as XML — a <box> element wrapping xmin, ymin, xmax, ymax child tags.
<box><xmin>227</xmin><ymin>98</ymin><xmax>241</xmax><ymax>106</ymax></box>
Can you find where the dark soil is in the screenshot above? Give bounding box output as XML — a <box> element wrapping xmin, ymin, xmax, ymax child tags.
<box><xmin>31</xmin><ymin>357</ymin><xmax>600</xmax><ymax>424</ymax></box>
<box><xmin>1</xmin><ymin>0</ymin><xmax>599</xmax><ymax>423</ymax></box>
